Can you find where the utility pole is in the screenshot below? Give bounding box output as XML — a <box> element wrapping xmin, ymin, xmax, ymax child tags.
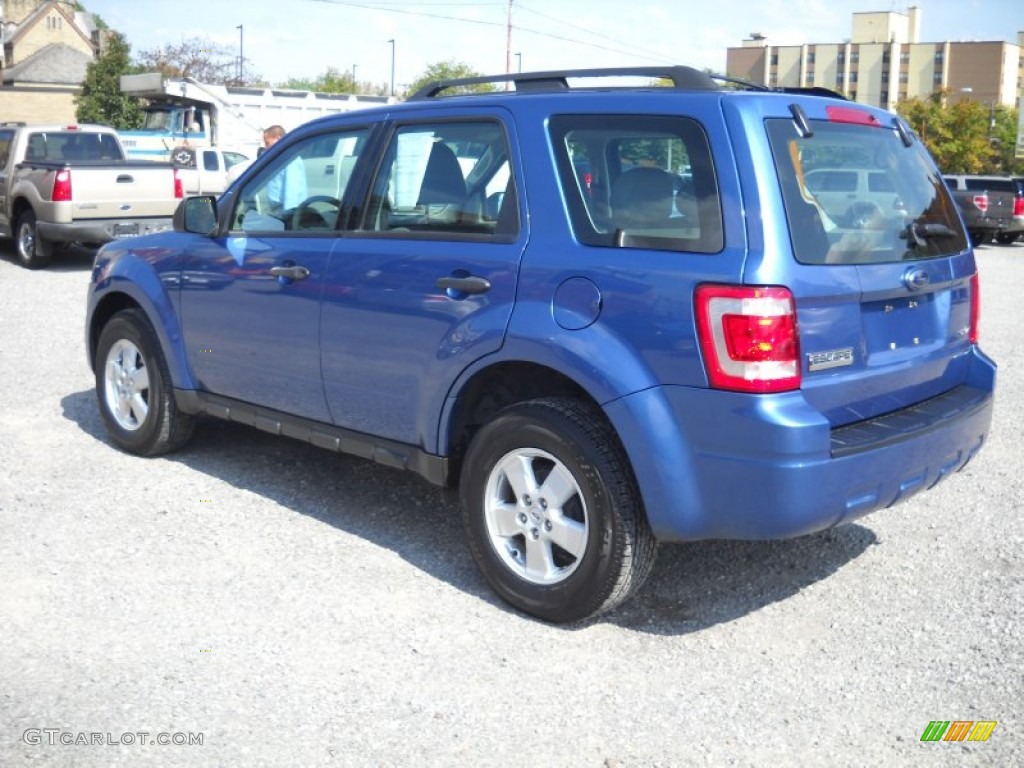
<box><xmin>237</xmin><ymin>25</ymin><xmax>244</xmax><ymax>84</ymax></box>
<box><xmin>388</xmin><ymin>39</ymin><xmax>396</xmax><ymax>97</ymax></box>
<box><xmin>505</xmin><ymin>0</ymin><xmax>513</xmax><ymax>85</ymax></box>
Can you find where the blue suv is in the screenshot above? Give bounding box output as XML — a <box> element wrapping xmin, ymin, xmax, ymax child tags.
<box><xmin>86</xmin><ymin>67</ymin><xmax>996</xmax><ymax>622</ymax></box>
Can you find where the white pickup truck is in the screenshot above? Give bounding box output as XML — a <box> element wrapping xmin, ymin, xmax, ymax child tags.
<box><xmin>170</xmin><ymin>146</ymin><xmax>250</xmax><ymax>196</ymax></box>
<box><xmin>0</xmin><ymin>122</ymin><xmax>183</xmax><ymax>268</ymax></box>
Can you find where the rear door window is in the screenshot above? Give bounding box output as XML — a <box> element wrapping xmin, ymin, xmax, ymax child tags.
<box><xmin>550</xmin><ymin>115</ymin><xmax>723</xmax><ymax>253</ymax></box>
<box><xmin>767</xmin><ymin>118</ymin><xmax>967</xmax><ymax>264</ymax></box>
<box><xmin>358</xmin><ymin>120</ymin><xmax>517</xmax><ymax>241</ymax></box>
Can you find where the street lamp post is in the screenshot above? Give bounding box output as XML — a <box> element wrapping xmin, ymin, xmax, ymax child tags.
<box><xmin>388</xmin><ymin>39</ymin><xmax>396</xmax><ymax>98</ymax></box>
<box><xmin>515</xmin><ymin>52</ymin><xmax>522</xmax><ymax>73</ymax></box>
<box><xmin>352</xmin><ymin>64</ymin><xmax>357</xmax><ymax>91</ymax></box>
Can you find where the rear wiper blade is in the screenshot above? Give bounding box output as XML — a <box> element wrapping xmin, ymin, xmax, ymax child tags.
<box><xmin>900</xmin><ymin>222</ymin><xmax>958</xmax><ymax>247</ymax></box>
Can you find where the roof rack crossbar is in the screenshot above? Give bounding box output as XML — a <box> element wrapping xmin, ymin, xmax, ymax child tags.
<box><xmin>410</xmin><ymin>66</ymin><xmax>721</xmax><ymax>100</ymax></box>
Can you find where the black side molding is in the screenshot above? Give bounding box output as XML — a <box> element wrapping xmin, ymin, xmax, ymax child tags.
<box><xmin>175</xmin><ymin>389</ymin><xmax>450</xmax><ymax>486</ymax></box>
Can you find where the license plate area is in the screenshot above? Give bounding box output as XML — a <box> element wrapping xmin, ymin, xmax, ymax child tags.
<box><xmin>113</xmin><ymin>223</ymin><xmax>139</xmax><ymax>239</ymax></box>
<box><xmin>862</xmin><ymin>291</ymin><xmax>945</xmax><ymax>355</ymax></box>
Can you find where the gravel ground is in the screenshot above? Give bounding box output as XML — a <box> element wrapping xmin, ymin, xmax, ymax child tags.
<box><xmin>0</xmin><ymin>241</ymin><xmax>1020</xmax><ymax>767</ymax></box>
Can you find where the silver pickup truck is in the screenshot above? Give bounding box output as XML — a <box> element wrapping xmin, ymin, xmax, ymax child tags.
<box><xmin>0</xmin><ymin>122</ymin><xmax>183</xmax><ymax>268</ymax></box>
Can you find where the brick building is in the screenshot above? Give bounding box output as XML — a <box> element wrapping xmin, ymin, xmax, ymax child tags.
<box><xmin>0</xmin><ymin>0</ymin><xmax>105</xmax><ymax>123</ymax></box>
<box><xmin>726</xmin><ymin>7</ymin><xmax>1023</xmax><ymax>112</ymax></box>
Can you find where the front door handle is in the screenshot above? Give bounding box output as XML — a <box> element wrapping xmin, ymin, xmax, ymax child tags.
<box><xmin>269</xmin><ymin>265</ymin><xmax>310</xmax><ymax>281</ymax></box>
<box><xmin>436</xmin><ymin>275</ymin><xmax>491</xmax><ymax>295</ymax></box>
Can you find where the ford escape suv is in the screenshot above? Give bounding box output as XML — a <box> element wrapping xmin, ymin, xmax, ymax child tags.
<box><xmin>86</xmin><ymin>67</ymin><xmax>996</xmax><ymax>622</ymax></box>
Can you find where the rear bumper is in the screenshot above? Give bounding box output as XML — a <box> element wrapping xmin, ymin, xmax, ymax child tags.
<box><xmin>605</xmin><ymin>346</ymin><xmax>996</xmax><ymax>542</ymax></box>
<box><xmin>38</xmin><ymin>217</ymin><xmax>173</xmax><ymax>246</ymax></box>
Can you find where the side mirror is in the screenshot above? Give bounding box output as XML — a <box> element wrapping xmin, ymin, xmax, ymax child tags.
<box><xmin>174</xmin><ymin>196</ymin><xmax>218</xmax><ymax>235</ymax></box>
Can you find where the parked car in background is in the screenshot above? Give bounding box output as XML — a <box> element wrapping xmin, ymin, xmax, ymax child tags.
<box><xmin>943</xmin><ymin>174</ymin><xmax>1024</xmax><ymax>245</ymax></box>
<box><xmin>804</xmin><ymin>167</ymin><xmax>905</xmax><ymax>227</ymax></box>
<box><xmin>85</xmin><ymin>67</ymin><xmax>995</xmax><ymax>622</ymax></box>
<box><xmin>0</xmin><ymin>122</ymin><xmax>182</xmax><ymax>268</ymax></box>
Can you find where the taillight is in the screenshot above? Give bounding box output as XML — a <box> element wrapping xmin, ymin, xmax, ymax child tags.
<box><xmin>1014</xmin><ymin>196</ymin><xmax>1024</xmax><ymax>217</ymax></box>
<box><xmin>968</xmin><ymin>273</ymin><xmax>980</xmax><ymax>344</ymax></box>
<box><xmin>695</xmin><ymin>284</ymin><xmax>801</xmax><ymax>393</ymax></box>
<box><xmin>52</xmin><ymin>169</ymin><xmax>72</xmax><ymax>202</ymax></box>
<box><xmin>173</xmin><ymin>168</ymin><xmax>184</xmax><ymax>199</ymax></box>
<box><xmin>972</xmin><ymin>193</ymin><xmax>988</xmax><ymax>213</ymax></box>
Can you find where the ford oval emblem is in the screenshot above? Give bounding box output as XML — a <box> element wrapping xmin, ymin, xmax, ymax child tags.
<box><xmin>903</xmin><ymin>268</ymin><xmax>929</xmax><ymax>291</ymax></box>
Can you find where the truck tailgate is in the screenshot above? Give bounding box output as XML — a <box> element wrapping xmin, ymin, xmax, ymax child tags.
<box><xmin>68</xmin><ymin>164</ymin><xmax>179</xmax><ymax>219</ymax></box>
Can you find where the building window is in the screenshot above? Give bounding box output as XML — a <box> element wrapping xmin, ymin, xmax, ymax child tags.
<box><xmin>770</xmin><ymin>54</ymin><xmax>778</xmax><ymax>65</ymax></box>
<box><xmin>807</xmin><ymin>71</ymin><xmax>814</xmax><ymax>84</ymax></box>
<box><xmin>901</xmin><ymin>52</ymin><xmax>910</xmax><ymax>63</ymax></box>
<box><xmin>849</xmin><ymin>91</ymin><xmax>857</xmax><ymax>100</ymax></box>
<box><xmin>807</xmin><ymin>52</ymin><xmax>815</xmax><ymax>64</ymax></box>
<box><xmin>899</xmin><ymin>72</ymin><xmax>908</xmax><ymax>83</ymax></box>
<box><xmin>838</xmin><ymin>53</ymin><xmax>846</xmax><ymax>65</ymax></box>
<box><xmin>935</xmin><ymin>51</ymin><xmax>944</xmax><ymax>61</ymax></box>
<box><xmin>849</xmin><ymin>72</ymin><xmax>858</xmax><ymax>83</ymax></box>
<box><xmin>881</xmin><ymin>90</ymin><xmax>889</xmax><ymax>102</ymax></box>
<box><xmin>882</xmin><ymin>70</ymin><xmax>889</xmax><ymax>80</ymax></box>
<box><xmin>933</xmin><ymin>71</ymin><xmax>942</xmax><ymax>83</ymax></box>
<box><xmin>850</xmin><ymin>53</ymin><xmax>859</xmax><ymax>64</ymax></box>
<box><xmin>882</xmin><ymin>52</ymin><xmax>890</xmax><ymax>64</ymax></box>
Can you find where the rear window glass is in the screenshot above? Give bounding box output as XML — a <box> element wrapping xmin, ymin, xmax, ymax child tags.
<box><xmin>26</xmin><ymin>131</ymin><xmax>122</xmax><ymax>162</ymax></box>
<box><xmin>549</xmin><ymin>115</ymin><xmax>723</xmax><ymax>254</ymax></box>
<box><xmin>964</xmin><ymin>178</ymin><xmax>1016</xmax><ymax>193</ymax></box>
<box><xmin>767</xmin><ymin>119</ymin><xmax>967</xmax><ymax>264</ymax></box>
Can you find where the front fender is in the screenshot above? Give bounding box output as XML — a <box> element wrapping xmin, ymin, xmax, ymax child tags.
<box><xmin>87</xmin><ymin>238</ymin><xmax>193</xmax><ymax>389</ymax></box>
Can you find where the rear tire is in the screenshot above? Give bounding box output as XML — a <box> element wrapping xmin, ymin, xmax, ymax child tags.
<box><xmin>995</xmin><ymin>232</ymin><xmax>1019</xmax><ymax>245</ymax></box>
<box><xmin>460</xmin><ymin>397</ymin><xmax>656</xmax><ymax>623</ymax></box>
<box><xmin>15</xmin><ymin>209</ymin><xmax>52</xmax><ymax>269</ymax></box>
<box><xmin>95</xmin><ymin>309</ymin><xmax>195</xmax><ymax>456</ymax></box>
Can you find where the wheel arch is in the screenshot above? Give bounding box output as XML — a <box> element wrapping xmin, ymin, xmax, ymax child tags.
<box><xmin>87</xmin><ymin>266</ymin><xmax>194</xmax><ymax>390</ymax></box>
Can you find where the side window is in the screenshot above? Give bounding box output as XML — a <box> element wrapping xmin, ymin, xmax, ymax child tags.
<box><xmin>0</xmin><ymin>130</ymin><xmax>14</xmax><ymax>167</ymax></box>
<box><xmin>229</xmin><ymin>127</ymin><xmax>369</xmax><ymax>234</ymax></box>
<box><xmin>549</xmin><ymin>115</ymin><xmax>723</xmax><ymax>254</ymax></box>
<box><xmin>202</xmin><ymin>151</ymin><xmax>219</xmax><ymax>172</ymax></box>
<box><xmin>359</xmin><ymin>120</ymin><xmax>518</xmax><ymax>240</ymax></box>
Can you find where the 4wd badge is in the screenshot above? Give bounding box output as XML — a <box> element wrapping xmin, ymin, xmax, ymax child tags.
<box><xmin>807</xmin><ymin>347</ymin><xmax>854</xmax><ymax>372</ymax></box>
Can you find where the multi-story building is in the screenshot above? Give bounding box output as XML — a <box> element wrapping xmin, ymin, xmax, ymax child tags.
<box><xmin>0</xmin><ymin>0</ymin><xmax>106</xmax><ymax>123</ymax></box>
<box><xmin>727</xmin><ymin>7</ymin><xmax>1023</xmax><ymax>113</ymax></box>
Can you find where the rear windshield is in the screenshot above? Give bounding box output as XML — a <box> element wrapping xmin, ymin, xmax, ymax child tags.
<box><xmin>963</xmin><ymin>178</ymin><xmax>1017</xmax><ymax>194</ymax></box>
<box><xmin>767</xmin><ymin>119</ymin><xmax>967</xmax><ymax>264</ymax></box>
<box><xmin>26</xmin><ymin>131</ymin><xmax>123</xmax><ymax>163</ymax></box>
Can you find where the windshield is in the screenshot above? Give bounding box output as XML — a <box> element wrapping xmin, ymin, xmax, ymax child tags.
<box><xmin>142</xmin><ymin>109</ymin><xmax>179</xmax><ymax>132</ymax></box>
<box><xmin>767</xmin><ymin>118</ymin><xmax>968</xmax><ymax>264</ymax></box>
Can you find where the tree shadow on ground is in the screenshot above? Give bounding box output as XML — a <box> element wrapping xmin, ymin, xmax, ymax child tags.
<box><xmin>61</xmin><ymin>389</ymin><xmax>877</xmax><ymax>635</ymax></box>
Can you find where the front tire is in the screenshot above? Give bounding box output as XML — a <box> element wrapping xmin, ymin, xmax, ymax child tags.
<box><xmin>460</xmin><ymin>398</ymin><xmax>656</xmax><ymax>622</ymax></box>
<box><xmin>95</xmin><ymin>309</ymin><xmax>195</xmax><ymax>456</ymax></box>
<box><xmin>15</xmin><ymin>209</ymin><xmax>52</xmax><ymax>269</ymax></box>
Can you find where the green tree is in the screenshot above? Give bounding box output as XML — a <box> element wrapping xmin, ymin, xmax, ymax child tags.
<box><xmin>405</xmin><ymin>60</ymin><xmax>497</xmax><ymax>98</ymax></box>
<box><xmin>75</xmin><ymin>32</ymin><xmax>144</xmax><ymax>129</ymax></box>
<box><xmin>897</xmin><ymin>94</ymin><xmax>1021</xmax><ymax>175</ymax></box>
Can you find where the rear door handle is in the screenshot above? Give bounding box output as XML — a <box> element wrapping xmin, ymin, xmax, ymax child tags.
<box><xmin>269</xmin><ymin>265</ymin><xmax>310</xmax><ymax>281</ymax></box>
<box><xmin>436</xmin><ymin>275</ymin><xmax>491</xmax><ymax>295</ymax></box>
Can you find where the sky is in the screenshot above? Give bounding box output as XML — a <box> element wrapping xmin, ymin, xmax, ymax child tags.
<box><xmin>82</xmin><ymin>0</ymin><xmax>1023</xmax><ymax>90</ymax></box>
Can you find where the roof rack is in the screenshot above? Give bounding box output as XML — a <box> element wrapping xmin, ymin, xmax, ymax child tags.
<box><xmin>410</xmin><ymin>66</ymin><xmax>724</xmax><ymax>100</ymax></box>
<box><xmin>409</xmin><ymin>66</ymin><xmax>849</xmax><ymax>102</ymax></box>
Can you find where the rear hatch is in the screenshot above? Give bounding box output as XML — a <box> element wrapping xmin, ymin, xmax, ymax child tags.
<box><xmin>763</xmin><ymin>107</ymin><xmax>980</xmax><ymax>427</ymax></box>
